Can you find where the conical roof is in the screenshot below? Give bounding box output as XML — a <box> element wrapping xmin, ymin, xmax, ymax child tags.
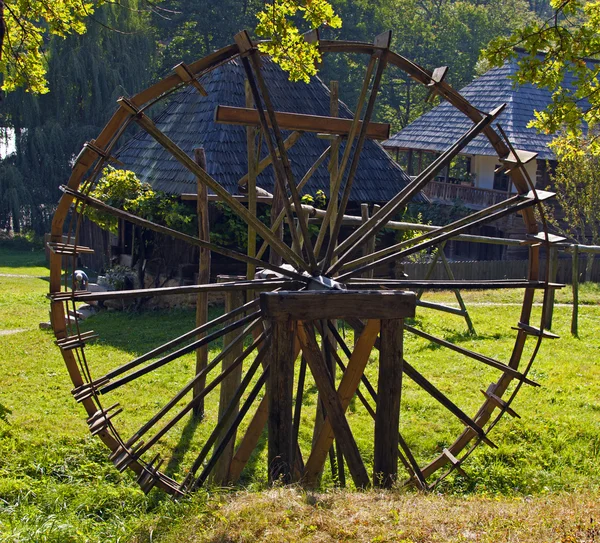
<box><xmin>383</xmin><ymin>57</ymin><xmax>589</xmax><ymax>161</ymax></box>
<box><xmin>116</xmin><ymin>57</ymin><xmax>413</xmax><ymax>203</ymax></box>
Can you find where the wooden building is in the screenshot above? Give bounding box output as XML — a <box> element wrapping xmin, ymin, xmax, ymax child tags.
<box><xmin>88</xmin><ymin>57</ymin><xmax>419</xmax><ymax>279</ymax></box>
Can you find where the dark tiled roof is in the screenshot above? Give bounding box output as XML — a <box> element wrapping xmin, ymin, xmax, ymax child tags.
<box><xmin>116</xmin><ymin>57</ymin><xmax>414</xmax><ymax>203</ymax></box>
<box><xmin>383</xmin><ymin>58</ymin><xmax>587</xmax><ymax>161</ymax></box>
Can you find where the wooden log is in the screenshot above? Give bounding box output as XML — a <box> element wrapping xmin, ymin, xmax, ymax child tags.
<box><xmin>374</xmin><ymin>318</ymin><xmax>403</xmax><ymax>487</ymax></box>
<box><xmin>297</xmin><ymin>322</ymin><xmax>371</xmax><ymax>489</ymax></box>
<box><xmin>245</xmin><ymin>81</ymin><xmax>258</xmax><ymax>281</ymax></box>
<box><xmin>260</xmin><ymin>291</ymin><xmax>416</xmax><ymax>321</ymax></box>
<box><xmin>215</xmin><ymin>105</ymin><xmax>390</xmax><ymax>140</ymax></box>
<box><xmin>268</xmin><ymin>316</ymin><xmax>296</xmax><ymax>484</ymax></box>
<box><xmin>571</xmin><ymin>244</ymin><xmax>579</xmax><ymax>336</ymax></box>
<box><xmin>212</xmin><ymin>284</ymin><xmax>245</xmax><ymax>484</ymax></box>
<box><xmin>542</xmin><ymin>246</ymin><xmax>558</xmax><ymax>330</ymax></box>
<box><xmin>194</xmin><ymin>148</ymin><xmax>210</xmax><ymax>419</ymax></box>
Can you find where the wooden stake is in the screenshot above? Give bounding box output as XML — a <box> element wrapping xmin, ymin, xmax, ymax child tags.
<box><xmin>212</xmin><ymin>280</ymin><xmax>245</xmax><ymax>484</ymax></box>
<box><xmin>571</xmin><ymin>244</ymin><xmax>579</xmax><ymax>336</ymax></box>
<box><xmin>194</xmin><ymin>148</ymin><xmax>210</xmax><ymax>419</ymax></box>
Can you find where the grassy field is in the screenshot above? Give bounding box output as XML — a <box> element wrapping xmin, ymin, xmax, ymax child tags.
<box><xmin>1</xmin><ymin>239</ymin><xmax>599</xmax><ymax>542</ymax></box>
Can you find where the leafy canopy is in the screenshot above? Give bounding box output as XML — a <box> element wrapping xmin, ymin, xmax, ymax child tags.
<box><xmin>256</xmin><ymin>0</ymin><xmax>341</xmax><ymax>82</ymax></box>
<box><xmin>484</xmin><ymin>0</ymin><xmax>600</xmax><ymax>158</ymax></box>
<box><xmin>1</xmin><ymin>0</ymin><xmax>108</xmax><ymax>94</ymax></box>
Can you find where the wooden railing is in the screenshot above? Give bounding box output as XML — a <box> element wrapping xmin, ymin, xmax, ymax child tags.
<box><xmin>423</xmin><ymin>180</ymin><xmax>512</xmax><ymax>208</ymax></box>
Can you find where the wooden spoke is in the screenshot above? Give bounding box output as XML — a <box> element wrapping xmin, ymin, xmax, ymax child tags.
<box><xmin>324</xmin><ymin>320</ymin><xmax>427</xmax><ymax>489</ymax></box>
<box><xmin>402</xmin><ymin>359</ymin><xmax>497</xmax><ymax>449</ymax></box>
<box><xmin>193</xmin><ymin>365</ymin><xmax>269</xmax><ymax>489</ymax></box>
<box><xmin>61</xmin><ymin>185</ymin><xmax>309</xmax><ymax>283</ymax></box>
<box><xmin>314</xmin><ymin>49</ymin><xmax>379</xmax><ymax>258</ymax></box>
<box><xmin>347</xmin><ymin>280</ymin><xmax>560</xmax><ymax>291</ymax></box>
<box><xmin>328</xmin><ymin>105</ymin><xmax>506</xmax><ymax>272</ymax></box>
<box><xmin>291</xmin><ymin>355</ymin><xmax>308</xmax><ymax>475</ymax></box>
<box><xmin>297</xmin><ymin>322</ymin><xmax>371</xmax><ymax>488</ymax></box>
<box><xmin>321</xmin><ymin>31</ymin><xmax>392</xmax><ymax>271</ymax></box>
<box><xmin>404</xmin><ymin>325</ymin><xmax>539</xmax><ymax>386</ymax></box>
<box><xmin>116</xmin><ymin>97</ymin><xmax>310</xmax><ymax>273</ymax></box>
<box><xmin>180</xmin><ymin>339</ymin><xmax>271</xmax><ymax>490</ymax></box>
<box><xmin>131</xmin><ymin>329</ymin><xmax>268</xmax><ymax>465</ymax></box>
<box><xmin>87</xmin><ymin>299</ymin><xmax>258</xmax><ymax>388</ymax></box>
<box><xmin>99</xmin><ymin>312</ymin><xmax>261</xmax><ymax>394</ymax></box>
<box><xmin>337</xmin><ymin>191</ymin><xmax>550</xmax><ymax>281</ymax></box>
<box><xmin>235</xmin><ymin>31</ymin><xmax>319</xmax><ymax>274</ymax></box>
<box><xmin>125</xmin><ymin>327</ymin><xmax>265</xmax><ymax>451</ymax></box>
<box><xmin>255</xmin><ymin>144</ymin><xmax>331</xmax><ymax>260</ymax></box>
<box><xmin>339</xmin><ymin>192</ymin><xmax>526</xmax><ymax>273</ymax></box>
<box><xmin>52</xmin><ymin>280</ymin><xmax>299</xmax><ymax>303</ymax></box>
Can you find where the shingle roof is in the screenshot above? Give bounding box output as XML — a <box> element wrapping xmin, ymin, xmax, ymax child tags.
<box><xmin>116</xmin><ymin>57</ymin><xmax>414</xmax><ymax>203</ymax></box>
<box><xmin>383</xmin><ymin>57</ymin><xmax>588</xmax><ymax>161</ymax></box>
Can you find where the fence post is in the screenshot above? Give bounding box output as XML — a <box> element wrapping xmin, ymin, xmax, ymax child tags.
<box><xmin>571</xmin><ymin>245</ymin><xmax>579</xmax><ymax>337</ymax></box>
<box><xmin>542</xmin><ymin>246</ymin><xmax>558</xmax><ymax>330</ymax></box>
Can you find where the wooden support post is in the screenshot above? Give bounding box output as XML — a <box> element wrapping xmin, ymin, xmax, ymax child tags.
<box><xmin>246</xmin><ymin>81</ymin><xmax>257</xmax><ymax>282</ymax></box>
<box><xmin>571</xmin><ymin>244</ymin><xmax>579</xmax><ymax>337</ymax></box>
<box><xmin>193</xmin><ymin>147</ymin><xmax>210</xmax><ymax>419</ymax></box>
<box><xmin>212</xmin><ymin>278</ymin><xmax>245</xmax><ymax>484</ymax></box>
<box><xmin>373</xmin><ymin>318</ymin><xmax>403</xmax><ymax>488</ymax></box>
<box><xmin>543</xmin><ymin>246</ymin><xmax>558</xmax><ymax>330</ymax></box>
<box><xmin>438</xmin><ymin>245</ymin><xmax>476</xmax><ymax>334</ymax></box>
<box><xmin>361</xmin><ymin>204</ymin><xmax>379</xmax><ymax>279</ymax></box>
<box><xmin>267</xmin><ymin>316</ymin><xmax>296</xmax><ymax>484</ymax></box>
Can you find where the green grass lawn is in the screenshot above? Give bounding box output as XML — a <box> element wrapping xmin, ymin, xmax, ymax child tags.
<box><xmin>0</xmin><ymin>241</ymin><xmax>599</xmax><ymax>542</ymax></box>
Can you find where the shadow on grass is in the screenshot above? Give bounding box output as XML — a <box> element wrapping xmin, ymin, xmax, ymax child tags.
<box><xmin>163</xmin><ymin>413</ymin><xmax>202</xmax><ymax>478</ymax></box>
<box><xmin>80</xmin><ymin>306</ymin><xmax>225</xmax><ymax>357</ymax></box>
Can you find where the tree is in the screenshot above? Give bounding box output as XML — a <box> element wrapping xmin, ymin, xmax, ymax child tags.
<box><xmin>547</xmin><ymin>145</ymin><xmax>600</xmax><ymax>279</ymax></box>
<box><xmin>484</xmin><ymin>0</ymin><xmax>600</xmax><ymax>158</ymax></box>
<box><xmin>0</xmin><ymin>0</ymin><xmax>107</xmax><ymax>94</ymax></box>
<box><xmin>0</xmin><ymin>1</ymin><xmax>155</xmax><ymax>233</ymax></box>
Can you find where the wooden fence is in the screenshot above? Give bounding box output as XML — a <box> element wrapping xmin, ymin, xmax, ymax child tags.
<box><xmin>401</xmin><ymin>256</ymin><xmax>600</xmax><ymax>284</ymax></box>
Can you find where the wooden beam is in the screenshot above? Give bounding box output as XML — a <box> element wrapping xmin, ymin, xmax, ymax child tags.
<box><xmin>260</xmin><ymin>291</ymin><xmax>416</xmax><ymax>321</ymax></box>
<box><xmin>297</xmin><ymin>322</ymin><xmax>371</xmax><ymax>489</ymax></box>
<box><xmin>267</xmin><ymin>317</ymin><xmax>296</xmax><ymax>484</ymax></box>
<box><xmin>212</xmin><ymin>284</ymin><xmax>245</xmax><ymax>484</ymax></box>
<box><xmin>374</xmin><ymin>318</ymin><xmax>403</xmax><ymax>487</ymax></box>
<box><xmin>215</xmin><ymin>105</ymin><xmax>390</xmax><ymax>140</ymax></box>
<box><xmin>194</xmin><ymin>147</ymin><xmax>210</xmax><ymax>419</ymax></box>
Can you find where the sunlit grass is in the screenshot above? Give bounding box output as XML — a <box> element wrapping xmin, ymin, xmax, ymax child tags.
<box><xmin>0</xmin><ymin>244</ymin><xmax>599</xmax><ymax>542</ymax></box>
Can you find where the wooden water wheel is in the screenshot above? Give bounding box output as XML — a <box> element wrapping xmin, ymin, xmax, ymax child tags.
<box><xmin>48</xmin><ymin>31</ymin><xmax>559</xmax><ymax>495</ymax></box>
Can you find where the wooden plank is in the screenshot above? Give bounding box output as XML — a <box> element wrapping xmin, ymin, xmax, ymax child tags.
<box><xmin>194</xmin><ymin>148</ymin><xmax>210</xmax><ymax>419</ymax></box>
<box><xmin>268</xmin><ymin>317</ymin><xmax>296</xmax><ymax>484</ymax></box>
<box><xmin>215</xmin><ymin>105</ymin><xmax>390</xmax><ymax>140</ymax></box>
<box><xmin>260</xmin><ymin>291</ymin><xmax>416</xmax><ymax>321</ymax></box>
<box><xmin>374</xmin><ymin>318</ymin><xmax>403</xmax><ymax>488</ymax></box>
<box><xmin>303</xmin><ymin>319</ymin><xmax>380</xmax><ymax>486</ymax></box>
<box><xmin>572</xmin><ymin>245</ymin><xmax>579</xmax><ymax>336</ymax></box>
<box><xmin>297</xmin><ymin>322</ymin><xmax>371</xmax><ymax>489</ymax></box>
<box><xmin>245</xmin><ymin>80</ymin><xmax>258</xmax><ymax>281</ymax></box>
<box><xmin>228</xmin><ymin>336</ymin><xmax>302</xmax><ymax>483</ymax></box>
<box><xmin>212</xmin><ymin>287</ymin><xmax>245</xmax><ymax>484</ymax></box>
